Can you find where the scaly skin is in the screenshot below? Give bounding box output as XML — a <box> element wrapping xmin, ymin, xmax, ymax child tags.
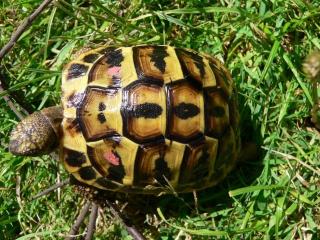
<box><xmin>9</xmin><ymin>106</ymin><xmax>63</xmax><ymax>156</ymax></box>
<box><xmin>303</xmin><ymin>51</ymin><xmax>320</xmax><ymax>130</ymax></box>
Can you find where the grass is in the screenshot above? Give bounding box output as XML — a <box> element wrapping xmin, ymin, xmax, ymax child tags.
<box><xmin>0</xmin><ymin>0</ymin><xmax>320</xmax><ymax>239</ymax></box>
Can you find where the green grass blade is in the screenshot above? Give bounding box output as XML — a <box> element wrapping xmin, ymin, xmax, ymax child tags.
<box><xmin>157</xmin><ymin>208</ymin><xmax>229</xmax><ymax>237</ymax></box>
<box><xmin>43</xmin><ymin>6</ymin><xmax>57</xmax><ymax>63</ymax></box>
<box><xmin>163</xmin><ymin>7</ymin><xmax>242</xmax><ymax>15</ymax></box>
<box><xmin>16</xmin><ymin>230</ymin><xmax>65</xmax><ymax>240</ymax></box>
<box><xmin>229</xmin><ymin>185</ymin><xmax>283</xmax><ymax>197</ymax></box>
<box><xmin>259</xmin><ymin>40</ymin><xmax>280</xmax><ymax>85</ymax></box>
<box><xmin>283</xmin><ymin>53</ymin><xmax>313</xmax><ymax>105</ymax></box>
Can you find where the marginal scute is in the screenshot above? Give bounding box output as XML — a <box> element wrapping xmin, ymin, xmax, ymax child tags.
<box><xmin>210</xmin><ymin>62</ymin><xmax>233</xmax><ymax>98</ymax></box>
<box><xmin>64</xmin><ymin>147</ymin><xmax>86</xmax><ymax>167</ymax></box>
<box><xmin>150</xmin><ymin>46</ymin><xmax>169</xmax><ymax>73</ymax></box>
<box><xmin>61</xmin><ymin>117</ymin><xmax>87</xmax><ymax>153</ymax></box>
<box><xmin>176</xmin><ymin>48</ymin><xmax>217</xmax><ymax>87</ymax></box>
<box><xmin>62</xmin><ymin>147</ymin><xmax>88</xmax><ymax>174</ymax></box>
<box><xmin>67</xmin><ymin>63</ymin><xmax>89</xmax><ymax>80</ymax></box>
<box><xmin>79</xmin><ymin>166</ymin><xmax>97</xmax><ymax>180</ymax></box>
<box><xmin>133</xmin><ymin>46</ymin><xmax>184</xmax><ymax>84</ymax></box>
<box><xmin>178</xmin><ymin>136</ymin><xmax>218</xmax><ymax>187</ymax></box>
<box><xmin>86</xmin><ymin>137</ymin><xmax>138</xmax><ymax>186</ymax></box>
<box><xmin>96</xmin><ymin>177</ymin><xmax>123</xmax><ymax>190</ymax></box>
<box><xmin>105</xmin><ymin>48</ymin><xmax>124</xmax><ymax>67</ymax></box>
<box><xmin>83</xmin><ymin>53</ymin><xmax>100</xmax><ymax>63</ymax></box>
<box><xmin>133</xmin><ymin>139</ymin><xmax>185</xmax><ymax>188</ymax></box>
<box><xmin>214</xmin><ymin>126</ymin><xmax>237</xmax><ymax>172</ymax></box>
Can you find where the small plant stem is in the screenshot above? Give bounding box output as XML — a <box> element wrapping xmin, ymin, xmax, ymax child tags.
<box><xmin>31</xmin><ymin>179</ymin><xmax>70</xmax><ymax>200</ymax></box>
<box><xmin>105</xmin><ymin>199</ymin><xmax>147</xmax><ymax>240</ymax></box>
<box><xmin>66</xmin><ymin>201</ymin><xmax>91</xmax><ymax>240</ymax></box>
<box><xmin>84</xmin><ymin>203</ymin><xmax>98</xmax><ymax>240</ymax></box>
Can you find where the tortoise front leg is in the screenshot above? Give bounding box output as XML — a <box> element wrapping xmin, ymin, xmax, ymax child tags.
<box><xmin>303</xmin><ymin>51</ymin><xmax>320</xmax><ymax>130</ymax></box>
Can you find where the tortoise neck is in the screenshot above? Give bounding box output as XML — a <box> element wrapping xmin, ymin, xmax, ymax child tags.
<box><xmin>40</xmin><ymin>106</ymin><xmax>63</xmax><ymax>138</ymax></box>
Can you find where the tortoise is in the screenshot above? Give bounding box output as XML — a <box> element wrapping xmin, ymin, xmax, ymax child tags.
<box><xmin>9</xmin><ymin>45</ymin><xmax>241</xmax><ymax>194</ymax></box>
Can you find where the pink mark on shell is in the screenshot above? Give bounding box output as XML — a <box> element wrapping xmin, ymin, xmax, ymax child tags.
<box><xmin>107</xmin><ymin>66</ymin><xmax>121</xmax><ymax>78</ymax></box>
<box><xmin>103</xmin><ymin>150</ymin><xmax>120</xmax><ymax>166</ymax></box>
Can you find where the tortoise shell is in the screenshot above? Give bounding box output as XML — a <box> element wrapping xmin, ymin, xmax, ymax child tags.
<box><xmin>61</xmin><ymin>45</ymin><xmax>240</xmax><ymax>194</ymax></box>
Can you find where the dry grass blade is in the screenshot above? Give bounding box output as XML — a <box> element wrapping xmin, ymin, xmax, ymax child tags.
<box><xmin>262</xmin><ymin>147</ymin><xmax>320</xmax><ymax>176</ymax></box>
<box><xmin>84</xmin><ymin>203</ymin><xmax>98</xmax><ymax>240</ymax></box>
<box><xmin>0</xmin><ymin>83</ymin><xmax>25</xmax><ymax>120</ymax></box>
<box><xmin>67</xmin><ymin>201</ymin><xmax>91</xmax><ymax>240</ymax></box>
<box><xmin>105</xmin><ymin>199</ymin><xmax>146</xmax><ymax>240</ymax></box>
<box><xmin>31</xmin><ymin>179</ymin><xmax>70</xmax><ymax>200</ymax></box>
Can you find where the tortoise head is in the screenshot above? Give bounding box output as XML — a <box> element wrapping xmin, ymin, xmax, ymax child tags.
<box><xmin>9</xmin><ymin>106</ymin><xmax>63</xmax><ymax>156</ymax></box>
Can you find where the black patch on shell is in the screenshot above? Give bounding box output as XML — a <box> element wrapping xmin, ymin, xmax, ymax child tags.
<box><xmin>164</xmin><ymin>80</ymin><xmax>204</xmax><ymax>143</ymax></box>
<box><xmin>97</xmin><ymin>112</ymin><xmax>107</xmax><ymax>123</ymax></box>
<box><xmin>67</xmin><ymin>63</ymin><xmax>88</xmax><ymax>80</ymax></box>
<box><xmin>64</xmin><ymin>148</ymin><xmax>86</xmax><ymax>167</ymax></box>
<box><xmin>203</xmin><ymin>86</ymin><xmax>229</xmax><ymax>138</ymax></box>
<box><xmin>83</xmin><ymin>53</ymin><xmax>100</xmax><ymax>63</ymax></box>
<box><xmin>154</xmin><ymin>157</ymin><xmax>172</xmax><ymax>185</ymax></box>
<box><xmin>150</xmin><ymin>46</ymin><xmax>169</xmax><ymax>73</ymax></box>
<box><xmin>173</xmin><ymin>102</ymin><xmax>200</xmax><ymax>119</ymax></box>
<box><xmin>98</xmin><ymin>47</ymin><xmax>116</xmax><ymax>55</ymax></box>
<box><xmin>78</xmin><ymin>166</ymin><xmax>96</xmax><ymax>180</ymax></box>
<box><xmin>130</xmin><ymin>103</ymin><xmax>163</xmax><ymax>119</ymax></box>
<box><xmin>66</xmin><ymin>119</ymin><xmax>81</xmax><ymax>133</ymax></box>
<box><xmin>209</xmin><ymin>106</ymin><xmax>225</xmax><ymax>117</ymax></box>
<box><xmin>105</xmin><ymin>48</ymin><xmax>124</xmax><ymax>67</ymax></box>
<box><xmin>98</xmin><ymin>102</ymin><xmax>106</xmax><ymax>111</ymax></box>
<box><xmin>67</xmin><ymin>92</ymin><xmax>85</xmax><ymax>108</ymax></box>
<box><xmin>107</xmin><ymin>153</ymin><xmax>126</xmax><ymax>183</ymax></box>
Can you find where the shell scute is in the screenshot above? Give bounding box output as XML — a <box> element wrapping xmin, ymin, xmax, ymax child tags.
<box><xmin>86</xmin><ymin>137</ymin><xmax>138</xmax><ymax>186</ymax></box>
<box><xmin>121</xmin><ymin>81</ymin><xmax>166</xmax><ymax>143</ymax></box>
<box><xmin>77</xmin><ymin>86</ymin><xmax>122</xmax><ymax>141</ymax></box>
<box><xmin>178</xmin><ymin>136</ymin><xmax>218</xmax><ymax>188</ymax></box>
<box><xmin>165</xmin><ymin>80</ymin><xmax>204</xmax><ymax>143</ymax></box>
